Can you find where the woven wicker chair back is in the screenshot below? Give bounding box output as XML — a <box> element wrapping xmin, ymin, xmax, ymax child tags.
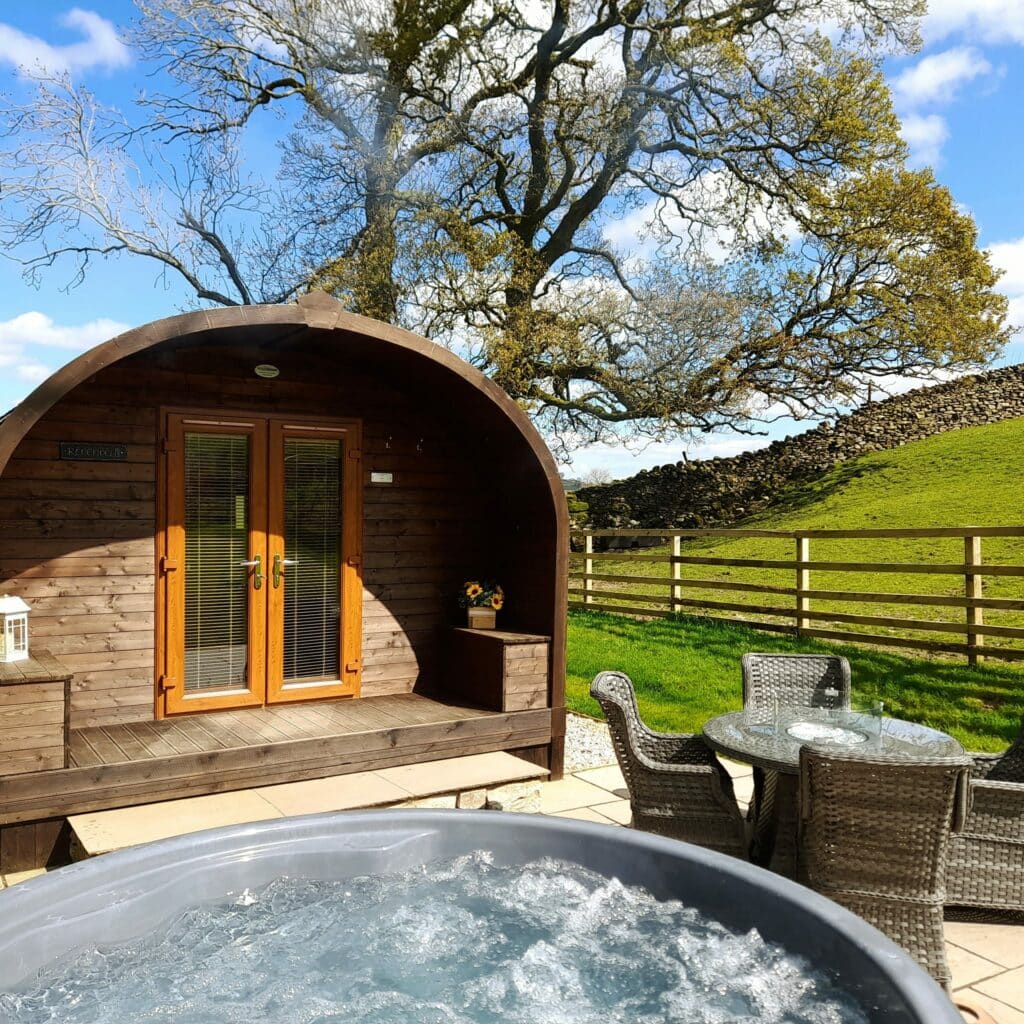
<box><xmin>984</xmin><ymin>719</ymin><xmax>1024</xmax><ymax>782</ymax></box>
<box><xmin>742</xmin><ymin>653</ymin><xmax>851</xmax><ymax>712</ymax></box>
<box><xmin>590</xmin><ymin>671</ymin><xmax>647</xmax><ymax>792</ymax></box>
<box><xmin>799</xmin><ymin>748</ymin><xmax>971</xmax><ymax>899</ymax></box>
<box><xmin>946</xmin><ymin>718</ymin><xmax>1024</xmax><ymax>913</ymax></box>
<box><xmin>799</xmin><ymin>747</ymin><xmax>972</xmax><ymax>986</ymax></box>
<box><xmin>590</xmin><ymin>671</ymin><xmax>748</xmax><ymax>858</ymax></box>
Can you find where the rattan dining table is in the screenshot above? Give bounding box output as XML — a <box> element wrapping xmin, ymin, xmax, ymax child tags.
<box><xmin>702</xmin><ymin>707</ymin><xmax>965</xmax><ymax>875</ymax></box>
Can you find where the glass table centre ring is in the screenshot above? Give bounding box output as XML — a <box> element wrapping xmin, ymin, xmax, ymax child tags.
<box><xmin>785</xmin><ymin>720</ymin><xmax>868</xmax><ymax>745</ymax></box>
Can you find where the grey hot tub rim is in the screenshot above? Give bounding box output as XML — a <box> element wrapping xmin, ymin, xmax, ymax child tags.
<box><xmin>0</xmin><ymin>809</ymin><xmax>960</xmax><ymax>1023</ymax></box>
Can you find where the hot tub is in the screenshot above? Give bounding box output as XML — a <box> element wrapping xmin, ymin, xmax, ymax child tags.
<box><xmin>0</xmin><ymin>810</ymin><xmax>960</xmax><ymax>1022</ymax></box>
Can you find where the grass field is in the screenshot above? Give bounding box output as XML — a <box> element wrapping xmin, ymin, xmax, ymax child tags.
<box><xmin>566</xmin><ymin>609</ymin><xmax>1024</xmax><ymax>752</ymax></box>
<box><xmin>571</xmin><ymin>417</ymin><xmax>1024</xmax><ymax>657</ymax></box>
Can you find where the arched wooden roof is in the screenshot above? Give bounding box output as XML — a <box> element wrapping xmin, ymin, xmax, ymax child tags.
<box><xmin>0</xmin><ymin>293</ymin><xmax>567</xmax><ymax>523</ymax></box>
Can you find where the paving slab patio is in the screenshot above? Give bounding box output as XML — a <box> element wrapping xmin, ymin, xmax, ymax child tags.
<box><xmin>957</xmin><ymin>989</ymin><xmax>1024</xmax><ymax>1024</ymax></box>
<box><xmin>69</xmin><ymin>790</ymin><xmax>285</xmax><ymax>857</ymax></box>
<box><xmin>945</xmin><ymin>922</ymin><xmax>1024</xmax><ymax>970</ymax></box>
<box><xmin>67</xmin><ymin>751</ymin><xmax>547</xmax><ymax>858</ymax></box>
<box><xmin>946</xmin><ymin>942</ymin><xmax>1007</xmax><ymax>989</ymax></box>
<box><xmin>0</xmin><ymin>868</ymin><xmax>46</xmax><ymax>888</ymax></box>
<box><xmin>537</xmin><ymin>776</ymin><xmax>620</xmax><ymax>813</ymax></box>
<box><xmin>375</xmin><ymin>751</ymin><xmax>547</xmax><ymax>797</ymax></box>
<box><xmin>572</xmin><ymin>764</ymin><xmax>628</xmax><ymax>797</ymax></box>
<box><xmin>549</xmin><ymin>806</ymin><xmax>622</xmax><ymax>825</ymax></box>
<box><xmin>256</xmin><ymin>773</ymin><xmax>410</xmax><ymax>815</ymax></box>
<box><xmin>975</xmin><ymin>967</ymin><xmax>1024</xmax><ymax>1010</ymax></box>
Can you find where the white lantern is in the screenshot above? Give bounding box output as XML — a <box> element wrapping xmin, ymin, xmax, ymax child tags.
<box><xmin>0</xmin><ymin>596</ymin><xmax>30</xmax><ymax>663</ymax></box>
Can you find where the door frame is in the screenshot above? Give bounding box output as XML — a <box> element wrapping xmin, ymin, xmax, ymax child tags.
<box><xmin>266</xmin><ymin>416</ymin><xmax>363</xmax><ymax>704</ymax></box>
<box><xmin>155</xmin><ymin>408</ymin><xmax>363</xmax><ymax>719</ymax></box>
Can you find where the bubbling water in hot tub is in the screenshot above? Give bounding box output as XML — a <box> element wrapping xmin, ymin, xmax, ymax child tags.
<box><xmin>2</xmin><ymin>852</ymin><xmax>867</xmax><ymax>1024</ymax></box>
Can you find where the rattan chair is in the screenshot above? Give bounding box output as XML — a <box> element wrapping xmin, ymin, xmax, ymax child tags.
<box><xmin>742</xmin><ymin>653</ymin><xmax>852</xmax><ymax>847</ymax></box>
<box><xmin>590</xmin><ymin>671</ymin><xmax>748</xmax><ymax>858</ymax></box>
<box><xmin>797</xmin><ymin>746</ymin><xmax>972</xmax><ymax>989</ymax></box>
<box><xmin>741</xmin><ymin>653</ymin><xmax>852</xmax><ymax>712</ymax></box>
<box><xmin>947</xmin><ymin>719</ymin><xmax>1024</xmax><ymax>913</ymax></box>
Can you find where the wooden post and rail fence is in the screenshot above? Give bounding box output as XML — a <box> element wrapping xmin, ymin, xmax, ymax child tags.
<box><xmin>569</xmin><ymin>527</ymin><xmax>1024</xmax><ymax>666</ymax></box>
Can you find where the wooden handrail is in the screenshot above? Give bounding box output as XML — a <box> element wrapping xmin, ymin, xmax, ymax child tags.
<box><xmin>569</xmin><ymin>571</ymin><xmax>1024</xmax><ymax>609</ymax></box>
<box><xmin>670</xmin><ymin>556</ymin><xmax>1024</xmax><ymax>576</ymax></box>
<box><xmin>572</xmin><ymin>526</ymin><xmax>1024</xmax><ymax>539</ymax></box>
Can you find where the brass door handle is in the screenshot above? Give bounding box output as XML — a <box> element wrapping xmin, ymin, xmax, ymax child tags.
<box><xmin>273</xmin><ymin>554</ymin><xmax>296</xmax><ymax>588</ymax></box>
<box><xmin>240</xmin><ymin>555</ymin><xmax>264</xmax><ymax>590</ymax></box>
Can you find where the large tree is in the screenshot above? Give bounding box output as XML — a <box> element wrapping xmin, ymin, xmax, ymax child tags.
<box><xmin>1</xmin><ymin>0</ymin><xmax>1010</xmax><ymax>451</ymax></box>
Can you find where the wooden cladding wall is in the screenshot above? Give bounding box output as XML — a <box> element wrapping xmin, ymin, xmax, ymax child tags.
<box><xmin>0</xmin><ymin>344</ymin><xmax>504</xmax><ymax>728</ymax></box>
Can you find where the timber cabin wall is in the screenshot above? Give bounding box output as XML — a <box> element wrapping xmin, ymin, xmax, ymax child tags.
<box><xmin>0</xmin><ymin>321</ymin><xmax>562</xmax><ymax>732</ymax></box>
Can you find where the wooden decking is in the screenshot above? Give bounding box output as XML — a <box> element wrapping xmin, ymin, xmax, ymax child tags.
<box><xmin>0</xmin><ymin>694</ymin><xmax>552</xmax><ymax>826</ymax></box>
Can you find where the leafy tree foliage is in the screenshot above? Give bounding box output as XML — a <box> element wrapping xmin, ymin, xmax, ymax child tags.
<box><xmin>1</xmin><ymin>0</ymin><xmax>1010</xmax><ymax>450</ymax></box>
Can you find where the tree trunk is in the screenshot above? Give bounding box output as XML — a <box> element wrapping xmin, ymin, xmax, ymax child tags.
<box><xmin>355</xmin><ymin>182</ymin><xmax>399</xmax><ymax>323</ymax></box>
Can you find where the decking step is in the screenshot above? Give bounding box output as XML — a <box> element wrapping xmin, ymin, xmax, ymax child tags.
<box><xmin>67</xmin><ymin>752</ymin><xmax>548</xmax><ymax>858</ymax></box>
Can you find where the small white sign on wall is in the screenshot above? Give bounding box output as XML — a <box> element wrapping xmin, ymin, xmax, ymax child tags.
<box><xmin>370</xmin><ymin>471</ymin><xmax>394</xmax><ymax>484</ymax></box>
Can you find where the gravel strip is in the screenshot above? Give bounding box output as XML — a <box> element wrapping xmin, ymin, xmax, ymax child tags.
<box><xmin>564</xmin><ymin>712</ymin><xmax>617</xmax><ymax>772</ymax></box>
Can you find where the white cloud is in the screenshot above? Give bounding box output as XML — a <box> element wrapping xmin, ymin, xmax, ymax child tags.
<box><xmin>602</xmin><ymin>203</ymin><xmax>657</xmax><ymax>252</ymax></box>
<box><xmin>890</xmin><ymin>47</ymin><xmax>998</xmax><ymax>168</ymax></box>
<box><xmin>892</xmin><ymin>48</ymin><xmax>993</xmax><ymax>107</ymax></box>
<box><xmin>899</xmin><ymin>113</ymin><xmax>949</xmax><ymax>168</ymax></box>
<box><xmin>922</xmin><ymin>0</ymin><xmax>1024</xmax><ymax>46</ymax></box>
<box><xmin>0</xmin><ymin>312</ymin><xmax>129</xmax><ymax>396</ymax></box>
<box><xmin>566</xmin><ymin>433</ymin><xmax>779</xmax><ymax>480</ymax></box>
<box><xmin>0</xmin><ymin>311</ymin><xmax>129</xmax><ymax>349</ymax></box>
<box><xmin>988</xmin><ymin>236</ymin><xmax>1024</xmax><ymax>332</ymax></box>
<box><xmin>988</xmin><ymin>237</ymin><xmax>1024</xmax><ymax>296</ymax></box>
<box><xmin>0</xmin><ymin>8</ymin><xmax>130</xmax><ymax>78</ymax></box>
<box><xmin>13</xmin><ymin>362</ymin><xmax>53</xmax><ymax>383</ymax></box>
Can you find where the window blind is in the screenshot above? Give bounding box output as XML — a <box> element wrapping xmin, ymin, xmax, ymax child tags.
<box><xmin>183</xmin><ymin>432</ymin><xmax>250</xmax><ymax>692</ymax></box>
<box><xmin>283</xmin><ymin>437</ymin><xmax>342</xmax><ymax>682</ymax></box>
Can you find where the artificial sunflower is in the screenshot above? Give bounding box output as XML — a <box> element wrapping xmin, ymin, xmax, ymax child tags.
<box><xmin>458</xmin><ymin>580</ymin><xmax>505</xmax><ymax>609</ymax></box>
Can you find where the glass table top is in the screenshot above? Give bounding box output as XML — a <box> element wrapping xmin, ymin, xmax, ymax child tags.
<box><xmin>702</xmin><ymin>707</ymin><xmax>964</xmax><ymax>773</ymax></box>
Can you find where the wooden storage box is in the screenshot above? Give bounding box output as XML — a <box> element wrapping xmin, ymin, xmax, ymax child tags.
<box><xmin>0</xmin><ymin>653</ymin><xmax>70</xmax><ymax>775</ymax></box>
<box><xmin>448</xmin><ymin>628</ymin><xmax>550</xmax><ymax>712</ymax></box>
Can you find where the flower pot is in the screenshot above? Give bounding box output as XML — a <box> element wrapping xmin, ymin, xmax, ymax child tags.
<box><xmin>467</xmin><ymin>607</ymin><xmax>497</xmax><ymax>629</ymax></box>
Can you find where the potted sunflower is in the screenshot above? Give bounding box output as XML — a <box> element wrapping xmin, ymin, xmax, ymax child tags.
<box><xmin>459</xmin><ymin>580</ymin><xmax>504</xmax><ymax>629</ymax></box>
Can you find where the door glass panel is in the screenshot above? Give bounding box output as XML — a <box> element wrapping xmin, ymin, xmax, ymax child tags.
<box><xmin>184</xmin><ymin>432</ymin><xmax>251</xmax><ymax>692</ymax></box>
<box><xmin>283</xmin><ymin>437</ymin><xmax>342</xmax><ymax>683</ymax></box>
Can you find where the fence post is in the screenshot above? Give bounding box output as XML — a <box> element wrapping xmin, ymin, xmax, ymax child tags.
<box><xmin>795</xmin><ymin>535</ymin><xmax>810</xmax><ymax>635</ymax></box>
<box><xmin>965</xmin><ymin>535</ymin><xmax>984</xmax><ymax>666</ymax></box>
<box><xmin>671</xmin><ymin>534</ymin><xmax>681</xmax><ymax>614</ymax></box>
<box><xmin>584</xmin><ymin>533</ymin><xmax>594</xmax><ymax>605</ymax></box>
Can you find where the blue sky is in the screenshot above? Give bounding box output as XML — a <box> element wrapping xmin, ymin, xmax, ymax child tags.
<box><xmin>1</xmin><ymin>1</ymin><xmax>1023</xmax><ymax>477</ymax></box>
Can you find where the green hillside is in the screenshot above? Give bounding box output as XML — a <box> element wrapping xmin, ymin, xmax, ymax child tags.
<box><xmin>723</xmin><ymin>414</ymin><xmax>1024</xmax><ymax>534</ymax></box>
<box><xmin>567</xmin><ymin>418</ymin><xmax>1024</xmax><ymax>751</ymax></box>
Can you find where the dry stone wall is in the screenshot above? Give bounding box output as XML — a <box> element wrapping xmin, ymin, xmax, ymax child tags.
<box><xmin>576</xmin><ymin>364</ymin><xmax>1024</xmax><ymax>529</ymax></box>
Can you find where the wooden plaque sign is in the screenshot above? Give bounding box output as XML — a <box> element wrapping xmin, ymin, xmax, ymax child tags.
<box><xmin>59</xmin><ymin>441</ymin><xmax>129</xmax><ymax>462</ymax></box>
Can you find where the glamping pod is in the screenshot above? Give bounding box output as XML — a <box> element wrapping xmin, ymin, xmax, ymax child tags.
<box><xmin>0</xmin><ymin>294</ymin><xmax>567</xmax><ymax>862</ymax></box>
